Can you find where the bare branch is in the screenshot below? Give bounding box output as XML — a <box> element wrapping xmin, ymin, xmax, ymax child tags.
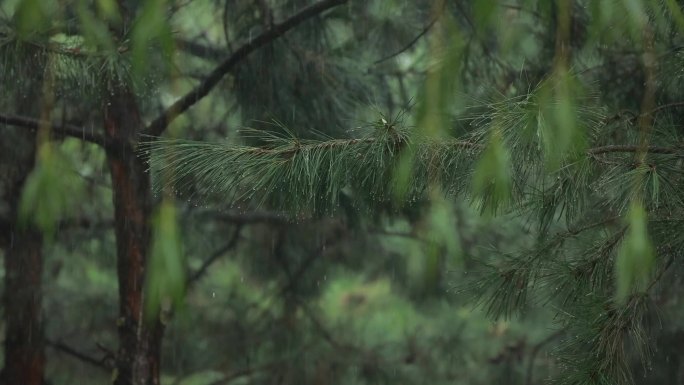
<box><xmin>588</xmin><ymin>145</ymin><xmax>681</xmax><ymax>156</ymax></box>
<box><xmin>0</xmin><ymin>113</ymin><xmax>108</xmax><ymax>148</ymax></box>
<box><xmin>187</xmin><ymin>225</ymin><xmax>242</xmax><ymax>286</ymax></box>
<box><xmin>373</xmin><ymin>15</ymin><xmax>440</xmax><ymax>65</ymax></box>
<box><xmin>146</xmin><ymin>0</ymin><xmax>349</xmax><ymax>137</ymax></box>
<box><xmin>46</xmin><ymin>339</ymin><xmax>111</xmax><ymax>371</ymax></box>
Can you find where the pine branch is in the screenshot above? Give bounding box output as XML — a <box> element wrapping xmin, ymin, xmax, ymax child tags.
<box><xmin>145</xmin><ymin>0</ymin><xmax>349</xmax><ymax>137</ymax></box>
<box><xmin>146</xmin><ymin>127</ymin><xmax>481</xmax><ymax>213</ymax></box>
<box><xmin>0</xmin><ymin>112</ymin><xmax>108</xmax><ymax>148</ymax></box>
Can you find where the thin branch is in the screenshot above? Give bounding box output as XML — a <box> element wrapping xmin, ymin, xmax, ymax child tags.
<box><xmin>373</xmin><ymin>16</ymin><xmax>440</xmax><ymax>65</ymax></box>
<box><xmin>525</xmin><ymin>330</ymin><xmax>563</xmax><ymax>385</ymax></box>
<box><xmin>46</xmin><ymin>339</ymin><xmax>111</xmax><ymax>371</ymax></box>
<box><xmin>601</xmin><ymin>102</ymin><xmax>684</xmax><ymax>124</ymax></box>
<box><xmin>146</xmin><ymin>0</ymin><xmax>349</xmax><ymax>137</ymax></box>
<box><xmin>294</xmin><ymin>296</ymin><xmax>355</xmax><ymax>351</ymax></box>
<box><xmin>176</xmin><ymin>38</ymin><xmax>225</xmax><ymax>61</ymax></box>
<box><xmin>278</xmin><ymin>226</ymin><xmax>348</xmax><ymax>296</ymax></box>
<box><xmin>187</xmin><ymin>225</ymin><xmax>242</xmax><ymax>286</ymax></box>
<box><xmin>646</xmin><ymin>254</ymin><xmax>675</xmax><ymax>292</ymax></box>
<box><xmin>648</xmin><ymin>101</ymin><xmax>684</xmax><ymax>116</ymax></box>
<box><xmin>57</xmin><ymin>217</ymin><xmax>114</xmax><ymax>230</ymax></box>
<box><xmin>0</xmin><ymin>113</ymin><xmax>108</xmax><ymax>148</ymax></box>
<box><xmin>207</xmin><ymin>360</ymin><xmax>287</xmax><ymax>385</ymax></box>
<box><xmin>588</xmin><ymin>145</ymin><xmax>680</xmax><ymax>155</ymax></box>
<box><xmin>195</xmin><ymin>209</ymin><xmax>291</xmax><ymax>225</ymax></box>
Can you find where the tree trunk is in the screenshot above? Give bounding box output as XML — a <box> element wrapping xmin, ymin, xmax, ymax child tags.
<box><xmin>0</xmin><ymin>128</ymin><xmax>44</xmax><ymax>385</ymax></box>
<box><xmin>104</xmin><ymin>85</ymin><xmax>163</xmax><ymax>385</ymax></box>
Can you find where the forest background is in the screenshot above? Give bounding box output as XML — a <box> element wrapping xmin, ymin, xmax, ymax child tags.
<box><xmin>1</xmin><ymin>1</ymin><xmax>684</xmax><ymax>385</ymax></box>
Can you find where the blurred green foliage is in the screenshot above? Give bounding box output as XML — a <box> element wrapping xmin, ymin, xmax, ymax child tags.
<box><xmin>2</xmin><ymin>0</ymin><xmax>684</xmax><ymax>385</ymax></box>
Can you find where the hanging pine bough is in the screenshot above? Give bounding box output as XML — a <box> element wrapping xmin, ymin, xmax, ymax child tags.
<box><xmin>145</xmin><ymin>84</ymin><xmax>611</xmax><ymax>216</ymax></box>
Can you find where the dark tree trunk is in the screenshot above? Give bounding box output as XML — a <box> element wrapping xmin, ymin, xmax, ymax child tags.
<box><xmin>0</xmin><ymin>128</ymin><xmax>44</xmax><ymax>385</ymax></box>
<box><xmin>2</xmin><ymin>227</ymin><xmax>44</xmax><ymax>385</ymax></box>
<box><xmin>104</xmin><ymin>85</ymin><xmax>163</xmax><ymax>385</ymax></box>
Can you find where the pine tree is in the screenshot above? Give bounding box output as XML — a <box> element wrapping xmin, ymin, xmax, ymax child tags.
<box><xmin>0</xmin><ymin>0</ymin><xmax>436</xmax><ymax>384</ymax></box>
<box><xmin>148</xmin><ymin>1</ymin><xmax>684</xmax><ymax>384</ymax></box>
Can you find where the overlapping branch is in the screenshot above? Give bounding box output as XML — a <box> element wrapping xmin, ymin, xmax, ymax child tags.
<box><xmin>145</xmin><ymin>0</ymin><xmax>349</xmax><ymax>137</ymax></box>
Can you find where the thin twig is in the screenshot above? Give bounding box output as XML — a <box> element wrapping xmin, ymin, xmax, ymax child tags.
<box><xmin>146</xmin><ymin>0</ymin><xmax>349</xmax><ymax>137</ymax></box>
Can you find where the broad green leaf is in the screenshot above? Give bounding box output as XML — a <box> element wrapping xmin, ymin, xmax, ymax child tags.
<box><xmin>18</xmin><ymin>142</ymin><xmax>85</xmax><ymax>238</ymax></box>
<box><xmin>663</xmin><ymin>0</ymin><xmax>684</xmax><ymax>31</ymax></box>
<box><xmin>472</xmin><ymin>129</ymin><xmax>510</xmax><ymax>213</ymax></box>
<box><xmin>96</xmin><ymin>0</ymin><xmax>121</xmax><ymax>22</ymax></box>
<box><xmin>623</xmin><ymin>0</ymin><xmax>647</xmax><ymax>29</ymax></box>
<box><xmin>414</xmin><ymin>21</ymin><xmax>463</xmax><ymax>137</ymax></box>
<box><xmin>77</xmin><ymin>0</ymin><xmax>115</xmax><ymax>52</ymax></box>
<box><xmin>14</xmin><ymin>0</ymin><xmax>57</xmax><ymax>37</ymax></box>
<box><xmin>395</xmin><ymin>15</ymin><xmax>462</xmax><ymax>203</ymax></box>
<box><xmin>131</xmin><ymin>0</ymin><xmax>175</xmax><ymax>79</ymax></box>
<box><xmin>391</xmin><ymin>147</ymin><xmax>415</xmax><ymax>205</ymax></box>
<box><xmin>472</xmin><ymin>0</ymin><xmax>497</xmax><ymax>32</ymax></box>
<box><xmin>145</xmin><ymin>198</ymin><xmax>185</xmax><ymax>322</ymax></box>
<box><xmin>411</xmin><ymin>193</ymin><xmax>462</xmax><ymax>294</ymax></box>
<box><xmin>615</xmin><ymin>202</ymin><xmax>655</xmax><ymax>303</ymax></box>
<box><xmin>538</xmin><ymin>73</ymin><xmax>586</xmax><ymax>168</ymax></box>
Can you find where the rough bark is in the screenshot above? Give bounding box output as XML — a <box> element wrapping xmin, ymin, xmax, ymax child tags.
<box><xmin>104</xmin><ymin>84</ymin><xmax>163</xmax><ymax>385</ymax></box>
<box><xmin>0</xmin><ymin>128</ymin><xmax>44</xmax><ymax>385</ymax></box>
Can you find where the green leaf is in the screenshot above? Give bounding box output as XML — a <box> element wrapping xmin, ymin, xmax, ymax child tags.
<box><xmin>408</xmin><ymin>193</ymin><xmax>462</xmax><ymax>295</ymax></box>
<box><xmin>663</xmin><ymin>0</ymin><xmax>684</xmax><ymax>31</ymax></box>
<box><xmin>145</xmin><ymin>198</ymin><xmax>185</xmax><ymax>322</ymax></box>
<box><xmin>18</xmin><ymin>142</ymin><xmax>85</xmax><ymax>238</ymax></box>
<box><xmin>14</xmin><ymin>0</ymin><xmax>57</xmax><ymax>38</ymax></box>
<box><xmin>76</xmin><ymin>0</ymin><xmax>116</xmax><ymax>52</ymax></box>
<box><xmin>390</xmin><ymin>146</ymin><xmax>415</xmax><ymax>205</ymax></box>
<box><xmin>472</xmin><ymin>129</ymin><xmax>511</xmax><ymax>213</ymax></box>
<box><xmin>472</xmin><ymin>0</ymin><xmax>497</xmax><ymax>32</ymax></box>
<box><xmin>614</xmin><ymin>201</ymin><xmax>655</xmax><ymax>303</ymax></box>
<box><xmin>536</xmin><ymin>72</ymin><xmax>586</xmax><ymax>169</ymax></box>
<box><xmin>131</xmin><ymin>0</ymin><xmax>175</xmax><ymax>79</ymax></box>
<box><xmin>96</xmin><ymin>0</ymin><xmax>121</xmax><ymax>23</ymax></box>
